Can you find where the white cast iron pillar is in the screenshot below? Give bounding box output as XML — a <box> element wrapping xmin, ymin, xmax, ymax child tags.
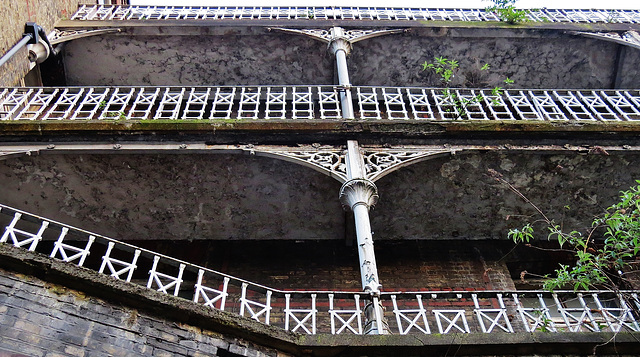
<box><xmin>339</xmin><ymin>140</ymin><xmax>389</xmax><ymax>334</ymax></box>
<box><xmin>328</xmin><ymin>27</ymin><xmax>355</xmax><ymax>119</ymax></box>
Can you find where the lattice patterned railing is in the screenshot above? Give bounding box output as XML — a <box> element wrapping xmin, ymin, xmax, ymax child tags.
<box><xmin>1</xmin><ymin>86</ymin><xmax>640</xmax><ymax>122</ymax></box>
<box><xmin>70</xmin><ymin>5</ymin><xmax>640</xmax><ymax>24</ymax></box>
<box><xmin>1</xmin><ymin>202</ymin><xmax>640</xmax><ymax>335</ymax></box>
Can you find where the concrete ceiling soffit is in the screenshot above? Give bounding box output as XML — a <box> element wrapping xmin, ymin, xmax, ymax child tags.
<box><xmin>569</xmin><ymin>30</ymin><xmax>640</xmax><ymax>51</ymax></box>
<box><xmin>48</xmin><ymin>28</ymin><xmax>122</xmax><ymax>45</ymax></box>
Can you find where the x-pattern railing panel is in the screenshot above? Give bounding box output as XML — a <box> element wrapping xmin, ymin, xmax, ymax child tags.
<box><xmin>71</xmin><ymin>5</ymin><xmax>640</xmax><ymax>23</ymax></box>
<box><xmin>329</xmin><ymin>294</ymin><xmax>362</xmax><ymax>335</ymax></box>
<box><xmin>147</xmin><ymin>255</ymin><xmax>186</xmax><ymax>296</ymax></box>
<box><xmin>49</xmin><ymin>227</ymin><xmax>95</xmax><ymax>267</ymax></box>
<box><xmin>2</xmin><ymin>203</ymin><xmax>640</xmax><ymax>336</ymax></box>
<box><xmin>3</xmin><ymin>86</ymin><xmax>640</xmax><ymax>122</ymax></box>
<box><xmin>194</xmin><ymin>269</ymin><xmax>230</xmax><ymax>310</ymax></box>
<box><xmin>285</xmin><ymin>293</ymin><xmax>317</xmax><ymax>334</ymax></box>
<box><xmin>472</xmin><ymin>293</ymin><xmax>514</xmax><ymax>333</ymax></box>
<box><xmin>391</xmin><ymin>294</ymin><xmax>431</xmax><ymax>334</ymax></box>
<box><xmin>240</xmin><ymin>283</ymin><xmax>272</xmax><ymax>324</ymax></box>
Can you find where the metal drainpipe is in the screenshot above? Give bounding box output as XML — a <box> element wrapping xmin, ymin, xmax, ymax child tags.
<box><xmin>328</xmin><ymin>27</ymin><xmax>355</xmax><ymax>119</ymax></box>
<box><xmin>340</xmin><ymin>140</ymin><xmax>389</xmax><ymax>334</ymax></box>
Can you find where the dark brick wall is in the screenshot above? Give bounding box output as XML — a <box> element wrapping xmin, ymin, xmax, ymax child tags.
<box><xmin>0</xmin><ymin>267</ymin><xmax>283</xmax><ymax>357</ymax></box>
<box><xmin>132</xmin><ymin>240</ymin><xmax>517</xmax><ymax>292</ymax></box>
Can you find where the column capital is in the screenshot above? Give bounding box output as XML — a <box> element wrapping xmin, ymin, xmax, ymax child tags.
<box><xmin>339</xmin><ymin>178</ymin><xmax>378</xmax><ymax>211</ymax></box>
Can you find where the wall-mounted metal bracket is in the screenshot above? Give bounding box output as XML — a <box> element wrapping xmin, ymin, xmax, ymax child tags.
<box><xmin>569</xmin><ymin>30</ymin><xmax>640</xmax><ymax>51</ymax></box>
<box><xmin>49</xmin><ymin>28</ymin><xmax>122</xmax><ymax>45</ymax></box>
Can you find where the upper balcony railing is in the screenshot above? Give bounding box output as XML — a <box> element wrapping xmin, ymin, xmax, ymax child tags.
<box><xmin>70</xmin><ymin>5</ymin><xmax>640</xmax><ymax>24</ymax></box>
<box><xmin>1</xmin><ymin>86</ymin><xmax>639</xmax><ymax>122</ymax></box>
<box><xmin>1</xmin><ymin>202</ymin><xmax>640</xmax><ymax>336</ymax></box>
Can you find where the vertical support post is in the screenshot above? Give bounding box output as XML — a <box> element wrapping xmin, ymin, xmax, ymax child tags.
<box><xmin>339</xmin><ymin>140</ymin><xmax>388</xmax><ymax>334</ymax></box>
<box><xmin>328</xmin><ymin>27</ymin><xmax>355</xmax><ymax>119</ymax></box>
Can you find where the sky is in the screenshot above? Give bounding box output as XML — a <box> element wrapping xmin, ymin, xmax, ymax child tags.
<box><xmin>128</xmin><ymin>0</ymin><xmax>640</xmax><ymax>10</ymax></box>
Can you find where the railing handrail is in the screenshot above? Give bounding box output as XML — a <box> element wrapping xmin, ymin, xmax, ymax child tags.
<box><xmin>2</xmin><ymin>201</ymin><xmax>640</xmax><ymax>335</ymax></box>
<box><xmin>69</xmin><ymin>5</ymin><xmax>640</xmax><ymax>24</ymax></box>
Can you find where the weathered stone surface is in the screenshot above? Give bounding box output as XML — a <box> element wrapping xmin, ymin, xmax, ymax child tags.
<box><xmin>63</xmin><ymin>32</ymin><xmax>333</xmax><ymax>86</ymax></box>
<box><xmin>374</xmin><ymin>151</ymin><xmax>640</xmax><ymax>240</ymax></box>
<box><xmin>0</xmin><ymin>154</ymin><xmax>344</xmax><ymax>241</ymax></box>
<box><xmin>61</xmin><ymin>26</ymin><xmax>640</xmax><ymax>89</ymax></box>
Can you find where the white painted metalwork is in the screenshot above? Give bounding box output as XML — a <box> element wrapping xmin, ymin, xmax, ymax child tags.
<box><xmin>391</xmin><ymin>294</ymin><xmax>431</xmax><ymax>334</ymax></box>
<box><xmin>98</xmin><ymin>242</ymin><xmax>141</xmax><ymax>282</ymax></box>
<box><xmin>433</xmin><ymin>309</ymin><xmax>470</xmax><ymax>334</ymax></box>
<box><xmin>292</xmin><ymin>87</ymin><xmax>314</xmax><ymax>119</ymax></box>
<box><xmin>317</xmin><ymin>86</ymin><xmax>341</xmax><ymax>119</ymax></box>
<box><xmin>553</xmin><ymin>91</ymin><xmax>595</xmax><ymax>121</ymax></box>
<box><xmin>49</xmin><ymin>227</ymin><xmax>95</xmax><ymax>267</ymax></box>
<box><xmin>356</xmin><ymin>87</ymin><xmax>381</xmax><ymax>119</ymax></box>
<box><xmin>238</xmin><ymin>87</ymin><xmax>262</xmax><ymax>119</ymax></box>
<box><xmin>528</xmin><ymin>90</ymin><xmax>567</xmax><ymax>120</ymax></box>
<box><xmin>147</xmin><ymin>256</ymin><xmax>186</xmax><ymax>296</ymax></box>
<box><xmin>553</xmin><ymin>293</ymin><xmax>600</xmax><ymax>332</ymax></box>
<box><xmin>155</xmin><ymin>88</ymin><xmax>185</xmax><ymax>119</ymax></box>
<box><xmin>71</xmin><ymin>5</ymin><xmax>640</xmax><ymax>24</ymax></box>
<box><xmin>210</xmin><ymin>87</ymin><xmax>236</xmax><ymax>119</ymax></box>
<box><xmin>99</xmin><ymin>87</ymin><xmax>134</xmax><ymax>120</ymax></box>
<box><xmin>472</xmin><ymin>293</ymin><xmax>514</xmax><ymax>333</ymax></box>
<box><xmin>601</xmin><ymin>90</ymin><xmax>640</xmax><ymax>120</ymax></box>
<box><xmin>381</xmin><ymin>88</ymin><xmax>408</xmax><ymax>119</ymax></box>
<box><xmin>194</xmin><ymin>269</ymin><xmax>229</xmax><ymax>310</ymax></box>
<box><xmin>266</xmin><ymin>87</ymin><xmax>287</xmax><ymax>119</ymax></box>
<box><xmin>0</xmin><ymin>212</ymin><xmax>47</xmax><ymax>251</ymax></box>
<box><xmin>184</xmin><ymin>88</ymin><xmax>211</xmax><ymax>119</ymax></box>
<box><xmin>239</xmin><ymin>283</ymin><xmax>272</xmax><ymax>324</ymax></box>
<box><xmin>592</xmin><ymin>293</ymin><xmax>640</xmax><ymax>332</ymax></box>
<box><xmin>15</xmin><ymin>89</ymin><xmax>58</xmax><ymax>120</ymax></box>
<box><xmin>512</xmin><ymin>293</ymin><xmax>557</xmax><ymax>332</ymax></box>
<box><xmin>329</xmin><ymin>294</ymin><xmax>363</xmax><ymax>335</ymax></box>
<box><xmin>406</xmin><ymin>88</ymin><xmax>435</xmax><ymax>120</ymax></box>
<box><xmin>285</xmin><ymin>293</ymin><xmax>317</xmax><ymax>334</ymax></box>
<box><xmin>0</xmin><ymin>89</ymin><xmax>34</xmax><ymax>120</ymax></box>
<box><xmin>3</xmin><ymin>203</ymin><xmax>640</xmax><ymax>336</ymax></box>
<box><xmin>43</xmin><ymin>88</ymin><xmax>84</xmax><ymax>120</ymax></box>
<box><xmin>69</xmin><ymin>88</ymin><xmax>110</xmax><ymax>120</ymax></box>
<box><xmin>1</xmin><ymin>86</ymin><xmax>639</xmax><ymax>122</ymax></box>
<box><xmin>128</xmin><ymin>88</ymin><xmax>160</xmax><ymax>120</ymax></box>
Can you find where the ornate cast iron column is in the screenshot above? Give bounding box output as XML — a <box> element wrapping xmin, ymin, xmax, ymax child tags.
<box><xmin>340</xmin><ymin>140</ymin><xmax>389</xmax><ymax>334</ymax></box>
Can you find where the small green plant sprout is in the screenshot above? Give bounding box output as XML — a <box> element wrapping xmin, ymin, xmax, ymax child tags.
<box><xmin>500</xmin><ymin>174</ymin><xmax>640</xmax><ymax>293</ymax></box>
<box><xmin>421</xmin><ymin>57</ymin><xmax>514</xmax><ymax>118</ymax></box>
<box><xmin>98</xmin><ymin>100</ymin><xmax>107</xmax><ymax>109</ymax></box>
<box><xmin>486</xmin><ymin>0</ymin><xmax>530</xmax><ymax>24</ymax></box>
<box><xmin>105</xmin><ymin>111</ymin><xmax>127</xmax><ymax>120</ymax></box>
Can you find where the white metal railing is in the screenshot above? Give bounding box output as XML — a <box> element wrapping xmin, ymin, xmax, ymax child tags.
<box><xmin>70</xmin><ymin>5</ymin><xmax>640</xmax><ymax>24</ymax></box>
<box><xmin>1</xmin><ymin>202</ymin><xmax>640</xmax><ymax>335</ymax></box>
<box><xmin>1</xmin><ymin>86</ymin><xmax>640</xmax><ymax>122</ymax></box>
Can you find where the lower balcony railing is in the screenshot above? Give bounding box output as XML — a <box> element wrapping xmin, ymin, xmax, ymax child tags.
<box><xmin>1</xmin><ymin>86</ymin><xmax>639</xmax><ymax>122</ymax></box>
<box><xmin>1</xmin><ymin>202</ymin><xmax>639</xmax><ymax>335</ymax></box>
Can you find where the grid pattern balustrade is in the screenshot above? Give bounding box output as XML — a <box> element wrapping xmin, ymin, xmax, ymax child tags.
<box><xmin>70</xmin><ymin>5</ymin><xmax>640</xmax><ymax>24</ymax></box>
<box><xmin>1</xmin><ymin>86</ymin><xmax>639</xmax><ymax>122</ymax></box>
<box><xmin>1</xmin><ymin>203</ymin><xmax>639</xmax><ymax>336</ymax></box>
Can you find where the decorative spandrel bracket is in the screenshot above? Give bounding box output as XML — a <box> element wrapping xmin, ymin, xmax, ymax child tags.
<box><xmin>0</xmin><ymin>150</ymin><xmax>39</xmax><ymax>161</ymax></box>
<box><xmin>250</xmin><ymin>145</ymin><xmax>453</xmax><ymax>184</ymax></box>
<box><xmin>269</xmin><ymin>27</ymin><xmax>405</xmax><ymax>55</ymax></box>
<box><xmin>49</xmin><ymin>28</ymin><xmax>122</xmax><ymax>45</ymax></box>
<box><xmin>569</xmin><ymin>30</ymin><xmax>640</xmax><ymax>50</ymax></box>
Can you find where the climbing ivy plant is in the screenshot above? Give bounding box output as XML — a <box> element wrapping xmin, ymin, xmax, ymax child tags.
<box><xmin>500</xmin><ymin>173</ymin><xmax>640</xmax><ymax>293</ymax></box>
<box><xmin>421</xmin><ymin>56</ymin><xmax>513</xmax><ymax>119</ymax></box>
<box><xmin>486</xmin><ymin>0</ymin><xmax>531</xmax><ymax>24</ymax></box>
